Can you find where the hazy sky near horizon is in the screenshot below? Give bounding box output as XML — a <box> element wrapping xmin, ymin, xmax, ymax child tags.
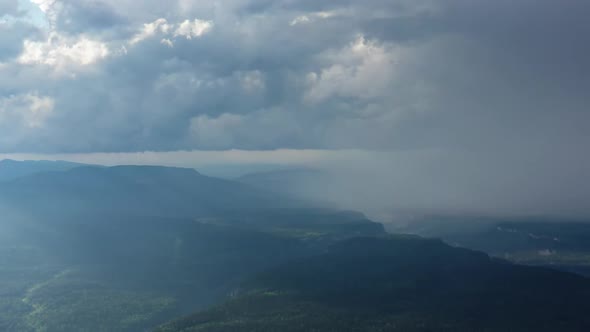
<box><xmin>1</xmin><ymin>0</ymin><xmax>590</xmax><ymax>218</ymax></box>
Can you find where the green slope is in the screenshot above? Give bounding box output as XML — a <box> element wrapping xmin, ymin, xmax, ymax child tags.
<box><xmin>157</xmin><ymin>236</ymin><xmax>590</xmax><ymax>332</ymax></box>
<box><xmin>399</xmin><ymin>218</ymin><xmax>590</xmax><ymax>276</ymax></box>
<box><xmin>0</xmin><ymin>208</ymin><xmax>384</xmax><ymax>331</ymax></box>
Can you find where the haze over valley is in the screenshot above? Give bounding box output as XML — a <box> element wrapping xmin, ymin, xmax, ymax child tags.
<box><xmin>1</xmin><ymin>0</ymin><xmax>590</xmax><ymax>331</ymax></box>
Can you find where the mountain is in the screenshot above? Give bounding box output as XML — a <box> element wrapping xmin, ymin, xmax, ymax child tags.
<box><xmin>398</xmin><ymin>216</ymin><xmax>590</xmax><ymax>276</ymax></box>
<box><xmin>3</xmin><ymin>163</ymin><xmax>590</xmax><ymax>332</ymax></box>
<box><xmin>0</xmin><ymin>164</ymin><xmax>385</xmax><ymax>235</ymax></box>
<box><xmin>0</xmin><ymin>165</ymin><xmax>306</xmax><ymax>218</ymax></box>
<box><xmin>0</xmin><ymin>164</ymin><xmax>386</xmax><ymax>331</ymax></box>
<box><xmin>0</xmin><ymin>159</ymin><xmax>87</xmax><ymax>182</ymax></box>
<box><xmin>0</xmin><ymin>214</ymin><xmax>313</xmax><ymax>331</ymax></box>
<box><xmin>156</xmin><ymin>235</ymin><xmax>590</xmax><ymax>332</ymax></box>
<box><xmin>0</xmin><ymin>210</ymin><xmax>384</xmax><ymax>331</ymax></box>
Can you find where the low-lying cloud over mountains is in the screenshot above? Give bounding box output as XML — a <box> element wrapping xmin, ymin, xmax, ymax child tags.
<box><xmin>1</xmin><ymin>0</ymin><xmax>589</xmax><ymax>218</ymax></box>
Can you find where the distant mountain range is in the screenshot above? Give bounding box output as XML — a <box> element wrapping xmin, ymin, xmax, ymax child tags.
<box><xmin>0</xmin><ymin>160</ymin><xmax>385</xmax><ymax>331</ymax></box>
<box><xmin>1</xmin><ymin>160</ymin><xmax>590</xmax><ymax>331</ymax></box>
<box><xmin>0</xmin><ymin>162</ymin><xmax>307</xmax><ymax>218</ymax></box>
<box><xmin>399</xmin><ymin>216</ymin><xmax>590</xmax><ymax>276</ymax></box>
<box><xmin>0</xmin><ymin>159</ymin><xmax>87</xmax><ymax>182</ymax></box>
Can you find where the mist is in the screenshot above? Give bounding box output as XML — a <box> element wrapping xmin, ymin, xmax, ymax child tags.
<box><xmin>309</xmin><ymin>149</ymin><xmax>590</xmax><ymax>223</ymax></box>
<box><xmin>4</xmin><ymin>145</ymin><xmax>590</xmax><ymax>223</ymax></box>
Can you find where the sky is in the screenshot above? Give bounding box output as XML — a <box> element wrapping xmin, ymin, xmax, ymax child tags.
<box><xmin>1</xmin><ymin>0</ymin><xmax>589</xmax><ymax>219</ymax></box>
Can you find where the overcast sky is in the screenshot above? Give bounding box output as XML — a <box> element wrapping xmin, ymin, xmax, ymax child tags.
<box><xmin>1</xmin><ymin>0</ymin><xmax>589</xmax><ymax>219</ymax></box>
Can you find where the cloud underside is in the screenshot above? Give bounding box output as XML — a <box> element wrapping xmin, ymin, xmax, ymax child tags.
<box><xmin>0</xmin><ymin>0</ymin><xmax>588</xmax><ymax>154</ymax></box>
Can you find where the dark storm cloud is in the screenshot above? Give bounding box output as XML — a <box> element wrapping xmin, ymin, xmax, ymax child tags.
<box><xmin>1</xmin><ymin>0</ymin><xmax>589</xmax><ymax>155</ymax></box>
<box><xmin>55</xmin><ymin>0</ymin><xmax>128</xmax><ymax>34</ymax></box>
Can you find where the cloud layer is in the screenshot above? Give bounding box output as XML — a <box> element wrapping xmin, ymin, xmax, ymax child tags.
<box><xmin>0</xmin><ymin>0</ymin><xmax>586</xmax><ymax>153</ymax></box>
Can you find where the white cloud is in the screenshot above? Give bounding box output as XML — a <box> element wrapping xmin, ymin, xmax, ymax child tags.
<box><xmin>160</xmin><ymin>38</ymin><xmax>174</xmax><ymax>48</ymax></box>
<box><xmin>29</xmin><ymin>0</ymin><xmax>56</xmax><ymax>13</ymax></box>
<box><xmin>129</xmin><ymin>18</ymin><xmax>212</xmax><ymax>46</ymax></box>
<box><xmin>0</xmin><ymin>93</ymin><xmax>54</xmax><ymax>129</ymax></box>
<box><xmin>174</xmin><ymin>19</ymin><xmax>212</xmax><ymax>39</ymax></box>
<box><xmin>29</xmin><ymin>0</ymin><xmax>61</xmax><ymax>27</ymax></box>
<box><xmin>17</xmin><ymin>1</ymin><xmax>111</xmax><ymax>74</ymax></box>
<box><xmin>18</xmin><ymin>32</ymin><xmax>110</xmax><ymax>72</ymax></box>
<box><xmin>130</xmin><ymin>18</ymin><xmax>172</xmax><ymax>45</ymax></box>
<box><xmin>290</xmin><ymin>15</ymin><xmax>310</xmax><ymax>26</ymax></box>
<box><xmin>290</xmin><ymin>11</ymin><xmax>337</xmax><ymax>26</ymax></box>
<box><xmin>305</xmin><ymin>35</ymin><xmax>400</xmax><ymax>103</ymax></box>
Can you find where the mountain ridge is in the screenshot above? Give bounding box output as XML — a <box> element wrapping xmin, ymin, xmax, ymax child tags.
<box><xmin>156</xmin><ymin>235</ymin><xmax>590</xmax><ymax>332</ymax></box>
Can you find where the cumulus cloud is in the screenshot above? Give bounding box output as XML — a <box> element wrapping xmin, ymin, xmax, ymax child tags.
<box><xmin>30</xmin><ymin>0</ymin><xmax>60</xmax><ymax>27</ymax></box>
<box><xmin>1</xmin><ymin>0</ymin><xmax>587</xmax><ymax>154</ymax></box>
<box><xmin>130</xmin><ymin>18</ymin><xmax>172</xmax><ymax>45</ymax></box>
<box><xmin>0</xmin><ymin>21</ymin><xmax>39</xmax><ymax>62</ymax></box>
<box><xmin>174</xmin><ymin>19</ymin><xmax>213</xmax><ymax>39</ymax></box>
<box><xmin>160</xmin><ymin>38</ymin><xmax>173</xmax><ymax>48</ymax></box>
<box><xmin>290</xmin><ymin>11</ymin><xmax>337</xmax><ymax>26</ymax></box>
<box><xmin>304</xmin><ymin>35</ymin><xmax>400</xmax><ymax>103</ymax></box>
<box><xmin>0</xmin><ymin>93</ymin><xmax>54</xmax><ymax>147</ymax></box>
<box><xmin>18</xmin><ymin>33</ymin><xmax>109</xmax><ymax>71</ymax></box>
<box><xmin>129</xmin><ymin>17</ymin><xmax>212</xmax><ymax>47</ymax></box>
